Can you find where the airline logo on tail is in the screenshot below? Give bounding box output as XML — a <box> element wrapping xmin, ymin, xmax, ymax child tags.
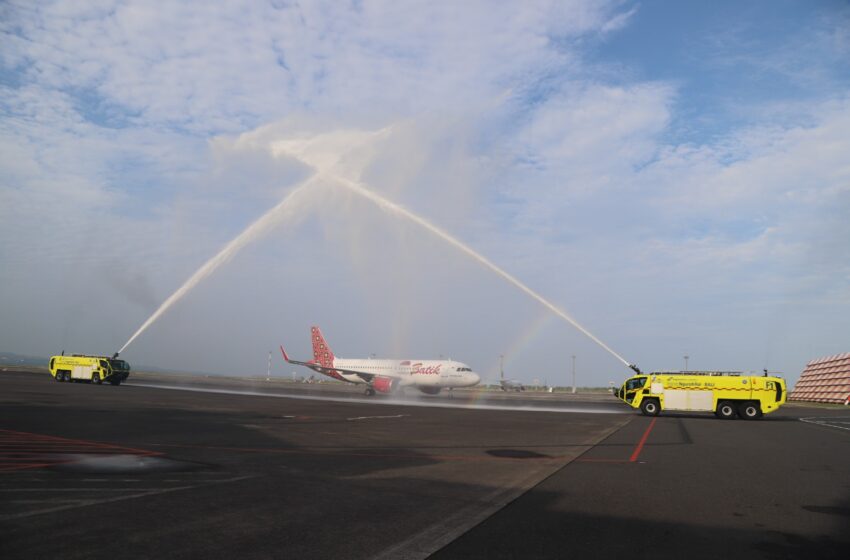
<box><xmin>311</xmin><ymin>326</ymin><xmax>335</xmax><ymax>368</ymax></box>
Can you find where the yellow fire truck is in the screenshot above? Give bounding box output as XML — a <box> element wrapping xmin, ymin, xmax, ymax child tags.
<box><xmin>614</xmin><ymin>371</ymin><xmax>786</xmax><ymax>419</ymax></box>
<box><xmin>48</xmin><ymin>354</ymin><xmax>130</xmax><ymax>386</ymax></box>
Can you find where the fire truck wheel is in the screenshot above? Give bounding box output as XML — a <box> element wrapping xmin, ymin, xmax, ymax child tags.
<box><xmin>716</xmin><ymin>401</ymin><xmax>737</xmax><ymax>419</ymax></box>
<box><xmin>640</xmin><ymin>399</ymin><xmax>660</xmax><ymax>416</ymax></box>
<box><xmin>110</xmin><ymin>379</ymin><xmax>121</xmax><ymax>386</ymax></box>
<box><xmin>738</xmin><ymin>402</ymin><xmax>762</xmax><ymax>419</ymax></box>
<box><xmin>92</xmin><ymin>372</ymin><xmax>102</xmax><ymax>385</ymax></box>
<box><xmin>54</xmin><ymin>372</ymin><xmax>63</xmax><ymax>382</ymax></box>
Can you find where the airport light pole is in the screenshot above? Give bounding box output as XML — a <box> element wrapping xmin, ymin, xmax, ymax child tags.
<box><xmin>571</xmin><ymin>355</ymin><xmax>576</xmax><ymax>394</ymax></box>
<box><xmin>499</xmin><ymin>354</ymin><xmax>504</xmax><ymax>384</ymax></box>
<box><xmin>267</xmin><ymin>351</ymin><xmax>272</xmax><ymax>381</ymax></box>
<box><xmin>684</xmin><ymin>355</ymin><xmax>689</xmax><ymax>372</ymax></box>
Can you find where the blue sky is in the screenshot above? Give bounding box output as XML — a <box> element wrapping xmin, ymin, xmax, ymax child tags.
<box><xmin>1</xmin><ymin>1</ymin><xmax>848</xmax><ymax>387</ymax></box>
<box><xmin>593</xmin><ymin>1</ymin><xmax>850</xmax><ymax>141</ymax></box>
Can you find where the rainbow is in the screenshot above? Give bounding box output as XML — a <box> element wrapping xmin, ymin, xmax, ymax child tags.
<box><xmin>459</xmin><ymin>311</ymin><xmax>554</xmax><ymax>405</ymax></box>
<box><xmin>499</xmin><ymin>311</ymin><xmax>554</xmax><ymax>375</ymax></box>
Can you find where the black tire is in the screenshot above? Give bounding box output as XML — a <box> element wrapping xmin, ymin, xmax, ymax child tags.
<box><xmin>365</xmin><ymin>387</ymin><xmax>375</xmax><ymax>396</ymax></box>
<box><xmin>716</xmin><ymin>401</ymin><xmax>737</xmax><ymax>419</ymax></box>
<box><xmin>92</xmin><ymin>372</ymin><xmax>102</xmax><ymax>385</ymax></box>
<box><xmin>55</xmin><ymin>372</ymin><xmax>63</xmax><ymax>382</ymax></box>
<box><xmin>640</xmin><ymin>399</ymin><xmax>660</xmax><ymax>416</ymax></box>
<box><xmin>738</xmin><ymin>401</ymin><xmax>762</xmax><ymax>420</ymax></box>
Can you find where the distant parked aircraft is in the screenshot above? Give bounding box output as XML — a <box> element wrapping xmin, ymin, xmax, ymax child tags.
<box><xmin>499</xmin><ymin>360</ymin><xmax>525</xmax><ymax>392</ymax></box>
<box><xmin>500</xmin><ymin>378</ymin><xmax>525</xmax><ymax>392</ymax></box>
<box><xmin>280</xmin><ymin>326</ymin><xmax>480</xmax><ymax>396</ymax></box>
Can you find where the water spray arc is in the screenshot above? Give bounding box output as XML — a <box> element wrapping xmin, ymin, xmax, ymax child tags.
<box><xmin>319</xmin><ymin>170</ymin><xmax>634</xmax><ymax>370</ymax></box>
<box><xmin>117</xmin><ymin>127</ymin><xmax>638</xmax><ymax>374</ymax></box>
<box><xmin>117</xmin><ymin>177</ymin><xmax>318</xmax><ymax>354</ymax></box>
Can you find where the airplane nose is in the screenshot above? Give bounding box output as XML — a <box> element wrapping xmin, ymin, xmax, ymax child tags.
<box><xmin>468</xmin><ymin>372</ymin><xmax>481</xmax><ymax>386</ymax></box>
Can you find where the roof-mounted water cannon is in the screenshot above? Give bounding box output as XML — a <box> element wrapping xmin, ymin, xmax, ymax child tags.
<box><xmin>629</xmin><ymin>364</ymin><xmax>643</xmax><ymax>375</ymax></box>
<box><xmin>111</xmin><ymin>352</ymin><xmax>119</xmax><ymax>360</ymax></box>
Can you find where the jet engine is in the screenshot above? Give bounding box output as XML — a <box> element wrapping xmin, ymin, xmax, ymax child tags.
<box><xmin>372</xmin><ymin>376</ymin><xmax>398</xmax><ymax>394</ymax></box>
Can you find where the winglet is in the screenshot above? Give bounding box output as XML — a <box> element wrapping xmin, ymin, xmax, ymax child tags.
<box><xmin>280</xmin><ymin>345</ymin><xmax>291</xmax><ymax>363</ymax></box>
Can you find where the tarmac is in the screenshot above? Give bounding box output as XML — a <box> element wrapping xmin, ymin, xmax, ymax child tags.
<box><xmin>1</xmin><ymin>369</ymin><xmax>848</xmax><ymax>559</ymax></box>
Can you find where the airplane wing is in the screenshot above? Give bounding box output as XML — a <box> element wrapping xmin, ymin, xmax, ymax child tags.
<box><xmin>303</xmin><ymin>363</ymin><xmax>412</xmax><ymax>383</ymax></box>
<box><xmin>313</xmin><ymin>365</ymin><xmax>376</xmax><ymax>382</ymax></box>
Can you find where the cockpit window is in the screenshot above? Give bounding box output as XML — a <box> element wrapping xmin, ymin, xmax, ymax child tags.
<box><xmin>626</xmin><ymin>377</ymin><xmax>647</xmax><ymax>391</ymax></box>
<box><xmin>456</xmin><ymin>367</ymin><xmax>472</xmax><ymax>372</ymax></box>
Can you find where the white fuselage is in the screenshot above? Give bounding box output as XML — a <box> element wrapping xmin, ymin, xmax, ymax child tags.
<box><xmin>332</xmin><ymin>358</ymin><xmax>480</xmax><ymax>388</ymax></box>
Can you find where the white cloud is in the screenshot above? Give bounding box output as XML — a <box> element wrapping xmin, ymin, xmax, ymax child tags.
<box><xmin>2</xmin><ymin>1</ymin><xmax>628</xmax><ymax>133</ymax></box>
<box><xmin>1</xmin><ymin>0</ymin><xmax>848</xmax><ymax>385</ymax></box>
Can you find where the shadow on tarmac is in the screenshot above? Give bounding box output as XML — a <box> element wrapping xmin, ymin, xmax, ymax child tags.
<box><xmin>431</xmin><ymin>488</ymin><xmax>850</xmax><ymax>560</ymax></box>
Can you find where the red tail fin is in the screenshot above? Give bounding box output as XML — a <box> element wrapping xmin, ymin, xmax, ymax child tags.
<box><xmin>311</xmin><ymin>326</ymin><xmax>335</xmax><ymax>368</ymax></box>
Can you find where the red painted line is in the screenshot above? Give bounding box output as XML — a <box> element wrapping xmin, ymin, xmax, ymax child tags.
<box><xmin>629</xmin><ymin>417</ymin><xmax>657</xmax><ymax>463</ymax></box>
<box><xmin>0</xmin><ymin>464</ymin><xmax>54</xmax><ymax>472</ymax></box>
<box><xmin>0</xmin><ymin>429</ymin><xmax>161</xmax><ymax>457</ymax></box>
<box><xmin>0</xmin><ymin>444</ymin><xmax>115</xmax><ymax>449</ymax></box>
<box><xmin>0</xmin><ymin>429</ymin><xmax>164</xmax><ymax>473</ymax></box>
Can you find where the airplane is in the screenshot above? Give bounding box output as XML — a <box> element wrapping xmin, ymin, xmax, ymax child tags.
<box><xmin>500</xmin><ymin>378</ymin><xmax>525</xmax><ymax>392</ymax></box>
<box><xmin>280</xmin><ymin>326</ymin><xmax>481</xmax><ymax>396</ymax></box>
<box><xmin>498</xmin><ymin>356</ymin><xmax>524</xmax><ymax>392</ymax></box>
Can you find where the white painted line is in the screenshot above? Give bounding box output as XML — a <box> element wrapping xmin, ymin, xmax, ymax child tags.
<box><xmin>129</xmin><ymin>383</ymin><xmax>627</xmax><ymax>415</ymax></box>
<box><xmin>6</xmin><ymin>499</ymin><xmax>82</xmax><ymax>504</ymax></box>
<box><xmin>374</xmin><ymin>469</ymin><xmax>550</xmax><ymax>560</ymax></box>
<box><xmin>347</xmin><ymin>414</ymin><xmax>409</xmax><ymax>421</ymax></box>
<box><xmin>0</xmin><ymin>476</ymin><xmax>254</xmax><ymax>521</ymax></box>
<box><xmin>799</xmin><ymin>417</ymin><xmax>850</xmax><ymax>431</ymax></box>
<box><xmin>371</xmin><ymin>415</ymin><xmax>633</xmax><ymax>560</ymax></box>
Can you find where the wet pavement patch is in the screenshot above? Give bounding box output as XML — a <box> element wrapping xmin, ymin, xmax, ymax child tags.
<box><xmin>50</xmin><ymin>454</ymin><xmax>209</xmax><ymax>474</ymax></box>
<box><xmin>802</xmin><ymin>505</ymin><xmax>850</xmax><ymax>517</ymax></box>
